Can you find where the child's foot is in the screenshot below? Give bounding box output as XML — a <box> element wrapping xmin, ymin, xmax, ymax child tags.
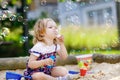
<box><xmin>56</xmin><ymin>76</ymin><xmax>66</xmax><ymax>80</ymax></box>
<box><xmin>56</xmin><ymin>75</ymin><xmax>72</xmax><ymax>80</ymax></box>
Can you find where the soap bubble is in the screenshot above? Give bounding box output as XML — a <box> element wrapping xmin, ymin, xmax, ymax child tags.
<box><xmin>80</xmin><ymin>2</ymin><xmax>86</xmax><ymax>7</ymax></box>
<box><xmin>2</xmin><ymin>14</ymin><xmax>7</xmax><ymax>20</ymax></box>
<box><xmin>7</xmin><ymin>11</ymin><xmax>13</xmax><ymax>17</ymax></box>
<box><xmin>23</xmin><ymin>19</ymin><xmax>28</xmax><ymax>25</ymax></box>
<box><xmin>52</xmin><ymin>10</ymin><xmax>59</xmax><ymax>16</ymax></box>
<box><xmin>9</xmin><ymin>15</ymin><xmax>16</xmax><ymax>21</ymax></box>
<box><xmin>105</xmin><ymin>18</ymin><xmax>113</xmax><ymax>26</ymax></box>
<box><xmin>1</xmin><ymin>27</ymin><xmax>10</xmax><ymax>37</ymax></box>
<box><xmin>65</xmin><ymin>1</ymin><xmax>77</xmax><ymax>11</ymax></box>
<box><xmin>89</xmin><ymin>0</ymin><xmax>96</xmax><ymax>4</ymax></box>
<box><xmin>20</xmin><ymin>36</ymin><xmax>28</xmax><ymax>43</ymax></box>
<box><xmin>17</xmin><ymin>16</ymin><xmax>23</xmax><ymax>22</ymax></box>
<box><xmin>24</xmin><ymin>6</ymin><xmax>29</xmax><ymax>12</ymax></box>
<box><xmin>1</xmin><ymin>1</ymin><xmax>8</xmax><ymax>9</ymax></box>
<box><xmin>40</xmin><ymin>0</ymin><xmax>47</xmax><ymax>6</ymax></box>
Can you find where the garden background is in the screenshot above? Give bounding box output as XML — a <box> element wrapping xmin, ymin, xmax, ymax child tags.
<box><xmin>0</xmin><ymin>0</ymin><xmax>120</xmax><ymax>58</ymax></box>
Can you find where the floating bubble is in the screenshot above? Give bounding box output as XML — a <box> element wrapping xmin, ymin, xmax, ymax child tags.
<box><xmin>105</xmin><ymin>18</ymin><xmax>113</xmax><ymax>26</ymax></box>
<box><xmin>1</xmin><ymin>1</ymin><xmax>8</xmax><ymax>9</ymax></box>
<box><xmin>29</xmin><ymin>30</ymin><xmax>34</xmax><ymax>36</ymax></box>
<box><xmin>23</xmin><ymin>19</ymin><xmax>28</xmax><ymax>25</ymax></box>
<box><xmin>80</xmin><ymin>2</ymin><xmax>86</xmax><ymax>7</ymax></box>
<box><xmin>89</xmin><ymin>11</ymin><xmax>96</xmax><ymax>17</ymax></box>
<box><xmin>9</xmin><ymin>15</ymin><xmax>16</xmax><ymax>21</ymax></box>
<box><xmin>66</xmin><ymin>14</ymin><xmax>80</xmax><ymax>25</ymax></box>
<box><xmin>101</xmin><ymin>44</ymin><xmax>108</xmax><ymax>49</ymax></box>
<box><xmin>2</xmin><ymin>14</ymin><xmax>7</xmax><ymax>20</ymax></box>
<box><xmin>7</xmin><ymin>11</ymin><xmax>13</xmax><ymax>17</ymax></box>
<box><xmin>1</xmin><ymin>27</ymin><xmax>10</xmax><ymax>37</ymax></box>
<box><xmin>65</xmin><ymin>1</ymin><xmax>77</xmax><ymax>11</ymax></box>
<box><xmin>52</xmin><ymin>10</ymin><xmax>59</xmax><ymax>16</ymax></box>
<box><xmin>20</xmin><ymin>36</ymin><xmax>28</xmax><ymax>43</ymax></box>
<box><xmin>103</xmin><ymin>12</ymin><xmax>110</xmax><ymax>19</ymax></box>
<box><xmin>2</xmin><ymin>10</ymin><xmax>9</xmax><ymax>19</ymax></box>
<box><xmin>24</xmin><ymin>6</ymin><xmax>29</xmax><ymax>12</ymax></box>
<box><xmin>112</xmin><ymin>40</ymin><xmax>118</xmax><ymax>47</ymax></box>
<box><xmin>40</xmin><ymin>0</ymin><xmax>47</xmax><ymax>6</ymax></box>
<box><xmin>2</xmin><ymin>10</ymin><xmax>9</xmax><ymax>15</ymax></box>
<box><xmin>89</xmin><ymin>0</ymin><xmax>96</xmax><ymax>4</ymax></box>
<box><xmin>17</xmin><ymin>16</ymin><xmax>23</xmax><ymax>22</ymax></box>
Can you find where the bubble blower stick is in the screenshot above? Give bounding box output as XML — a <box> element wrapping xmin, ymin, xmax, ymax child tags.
<box><xmin>47</xmin><ymin>55</ymin><xmax>55</xmax><ymax>69</ymax></box>
<box><xmin>57</xmin><ymin>25</ymin><xmax>61</xmax><ymax>38</ymax></box>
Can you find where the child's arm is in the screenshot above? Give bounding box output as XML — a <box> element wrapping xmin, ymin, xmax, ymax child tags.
<box><xmin>28</xmin><ymin>54</ymin><xmax>54</xmax><ymax>69</ymax></box>
<box><xmin>57</xmin><ymin>35</ymin><xmax>68</xmax><ymax>60</ymax></box>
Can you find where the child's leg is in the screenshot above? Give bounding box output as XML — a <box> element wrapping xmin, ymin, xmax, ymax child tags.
<box><xmin>31</xmin><ymin>72</ymin><xmax>56</xmax><ymax>80</ymax></box>
<box><xmin>51</xmin><ymin>66</ymin><xmax>68</xmax><ymax>77</ymax></box>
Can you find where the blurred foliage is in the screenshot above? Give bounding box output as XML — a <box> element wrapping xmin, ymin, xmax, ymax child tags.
<box><xmin>10</xmin><ymin>0</ymin><xmax>32</xmax><ymax>5</ymax></box>
<box><xmin>0</xmin><ymin>19</ymin><xmax>36</xmax><ymax>57</ymax></box>
<box><xmin>1</xmin><ymin>17</ymin><xmax>120</xmax><ymax>57</ymax></box>
<box><xmin>61</xmin><ymin>25</ymin><xmax>119</xmax><ymax>53</ymax></box>
<box><xmin>1</xmin><ymin>20</ymin><xmax>120</xmax><ymax>57</ymax></box>
<box><xmin>40</xmin><ymin>11</ymin><xmax>48</xmax><ymax>19</ymax></box>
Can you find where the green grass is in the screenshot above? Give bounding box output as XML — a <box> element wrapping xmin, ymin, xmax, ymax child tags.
<box><xmin>69</xmin><ymin>49</ymin><xmax>120</xmax><ymax>55</ymax></box>
<box><xmin>61</xmin><ymin>25</ymin><xmax>119</xmax><ymax>54</ymax></box>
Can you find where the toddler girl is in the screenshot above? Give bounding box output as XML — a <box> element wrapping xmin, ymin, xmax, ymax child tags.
<box><xmin>24</xmin><ymin>18</ymin><xmax>70</xmax><ymax>80</ymax></box>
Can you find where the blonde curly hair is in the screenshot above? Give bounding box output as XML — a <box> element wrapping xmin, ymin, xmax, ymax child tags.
<box><xmin>32</xmin><ymin>18</ymin><xmax>57</xmax><ymax>45</ymax></box>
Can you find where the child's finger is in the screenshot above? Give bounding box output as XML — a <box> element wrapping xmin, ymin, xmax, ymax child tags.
<box><xmin>48</xmin><ymin>58</ymin><xmax>54</xmax><ymax>65</ymax></box>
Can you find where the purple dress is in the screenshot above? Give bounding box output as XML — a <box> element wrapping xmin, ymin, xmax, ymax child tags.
<box><xmin>24</xmin><ymin>43</ymin><xmax>58</xmax><ymax>80</ymax></box>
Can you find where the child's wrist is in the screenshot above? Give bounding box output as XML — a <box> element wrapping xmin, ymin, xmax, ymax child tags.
<box><xmin>41</xmin><ymin>60</ymin><xmax>46</xmax><ymax>66</ymax></box>
<box><xmin>59</xmin><ymin>43</ymin><xmax>65</xmax><ymax>46</ymax></box>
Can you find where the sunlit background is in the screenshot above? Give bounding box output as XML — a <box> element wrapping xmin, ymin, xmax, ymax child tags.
<box><xmin>0</xmin><ymin>0</ymin><xmax>120</xmax><ymax>57</ymax></box>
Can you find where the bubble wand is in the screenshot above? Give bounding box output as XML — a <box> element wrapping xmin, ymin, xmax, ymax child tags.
<box><xmin>57</xmin><ymin>25</ymin><xmax>61</xmax><ymax>38</ymax></box>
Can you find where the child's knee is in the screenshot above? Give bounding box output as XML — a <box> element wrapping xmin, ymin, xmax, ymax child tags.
<box><xmin>61</xmin><ymin>67</ymin><xmax>68</xmax><ymax>76</ymax></box>
<box><xmin>57</xmin><ymin>67</ymin><xmax>68</xmax><ymax>76</ymax></box>
<box><xmin>32</xmin><ymin>72</ymin><xmax>46</xmax><ymax>80</ymax></box>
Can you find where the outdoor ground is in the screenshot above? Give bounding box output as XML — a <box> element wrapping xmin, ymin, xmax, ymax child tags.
<box><xmin>1</xmin><ymin>62</ymin><xmax>120</xmax><ymax>80</ymax></box>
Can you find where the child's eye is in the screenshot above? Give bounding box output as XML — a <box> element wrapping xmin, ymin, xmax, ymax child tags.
<box><xmin>48</xmin><ymin>26</ymin><xmax>52</xmax><ymax>28</ymax></box>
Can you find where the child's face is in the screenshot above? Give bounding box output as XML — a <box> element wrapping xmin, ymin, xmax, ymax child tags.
<box><xmin>45</xmin><ymin>20</ymin><xmax>58</xmax><ymax>39</ymax></box>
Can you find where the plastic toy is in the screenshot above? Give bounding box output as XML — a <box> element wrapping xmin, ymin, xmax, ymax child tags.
<box><xmin>6</xmin><ymin>71</ymin><xmax>32</xmax><ymax>80</ymax></box>
<box><xmin>47</xmin><ymin>55</ymin><xmax>55</xmax><ymax>68</ymax></box>
<box><xmin>78</xmin><ymin>60</ymin><xmax>91</xmax><ymax>76</ymax></box>
<box><xmin>68</xmin><ymin>70</ymin><xmax>94</xmax><ymax>74</ymax></box>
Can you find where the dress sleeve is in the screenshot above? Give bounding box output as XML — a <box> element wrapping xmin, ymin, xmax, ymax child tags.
<box><xmin>29</xmin><ymin>43</ymin><xmax>42</xmax><ymax>57</ymax></box>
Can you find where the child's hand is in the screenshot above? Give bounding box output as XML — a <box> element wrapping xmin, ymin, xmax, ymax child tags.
<box><xmin>44</xmin><ymin>58</ymin><xmax>54</xmax><ymax>66</ymax></box>
<box><xmin>56</xmin><ymin>35</ymin><xmax>64</xmax><ymax>44</ymax></box>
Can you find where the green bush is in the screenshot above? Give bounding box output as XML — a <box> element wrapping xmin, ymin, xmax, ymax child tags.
<box><xmin>0</xmin><ymin>20</ymin><xmax>35</xmax><ymax>57</ymax></box>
